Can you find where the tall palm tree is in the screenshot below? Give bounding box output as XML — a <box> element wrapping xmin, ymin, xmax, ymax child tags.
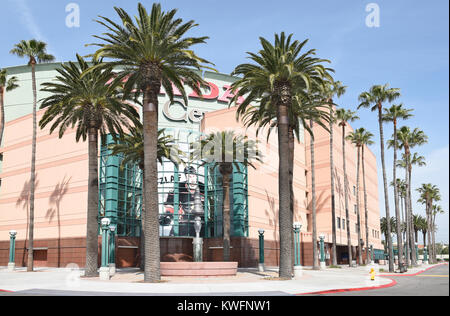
<box><xmin>0</xmin><ymin>69</ymin><xmax>19</xmax><ymax>147</ymax></box>
<box><xmin>346</xmin><ymin>128</ymin><xmax>374</xmax><ymax>264</ymax></box>
<box><xmin>417</xmin><ymin>183</ymin><xmax>441</xmax><ymax>264</ymax></box>
<box><xmin>230</xmin><ymin>32</ymin><xmax>331</xmax><ymax>278</ymax></box>
<box><xmin>39</xmin><ymin>54</ymin><xmax>139</xmax><ymax>277</ymax></box>
<box><xmin>358</xmin><ymin>84</ymin><xmax>400</xmax><ymax>272</ymax></box>
<box><xmin>395</xmin><ymin>127</ymin><xmax>428</xmax><ymax>265</ymax></box>
<box><xmin>335</xmin><ymin>108</ymin><xmax>359</xmax><ymax>266</ymax></box>
<box><xmin>10</xmin><ymin>39</ymin><xmax>55</xmax><ymax>272</ymax></box>
<box><xmin>89</xmin><ymin>3</ymin><xmax>213</xmax><ymax>282</ymax></box>
<box><xmin>419</xmin><ymin>216</ymin><xmax>428</xmax><ymax>252</ymax></box>
<box><xmin>321</xmin><ymin>80</ymin><xmax>346</xmax><ymax>266</ymax></box>
<box><xmin>191</xmin><ymin>131</ymin><xmax>261</xmax><ymax>261</ymax></box>
<box><xmin>412</xmin><ymin>214</ymin><xmax>423</xmax><ymax>244</ymax></box>
<box><xmin>383</xmin><ymin>104</ymin><xmax>413</xmax><ymax>269</ymax></box>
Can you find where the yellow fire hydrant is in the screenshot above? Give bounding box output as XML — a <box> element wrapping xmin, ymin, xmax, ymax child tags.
<box><xmin>370</xmin><ymin>268</ymin><xmax>376</xmax><ymax>281</ymax></box>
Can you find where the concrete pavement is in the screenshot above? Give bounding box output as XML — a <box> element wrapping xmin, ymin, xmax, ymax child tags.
<box><xmin>0</xmin><ymin>263</ymin><xmax>446</xmax><ymax>296</ymax></box>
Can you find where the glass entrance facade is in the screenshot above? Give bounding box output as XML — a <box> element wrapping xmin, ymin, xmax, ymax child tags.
<box><xmin>98</xmin><ymin>129</ymin><xmax>248</xmax><ymax>238</ymax></box>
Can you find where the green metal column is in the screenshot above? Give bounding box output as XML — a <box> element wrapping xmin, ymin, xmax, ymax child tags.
<box><xmin>294</xmin><ymin>224</ymin><xmax>301</xmax><ymax>266</ymax></box>
<box><xmin>101</xmin><ymin>219</ymin><xmax>110</xmax><ymax>268</ymax></box>
<box><xmin>319</xmin><ymin>235</ymin><xmax>325</xmax><ymax>263</ymax></box>
<box><xmin>8</xmin><ymin>231</ymin><xmax>17</xmax><ymax>263</ymax></box>
<box><xmin>258</xmin><ymin>229</ymin><xmax>265</xmax><ymax>265</ymax></box>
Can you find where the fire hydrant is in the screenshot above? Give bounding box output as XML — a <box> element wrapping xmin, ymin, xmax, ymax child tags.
<box><xmin>370</xmin><ymin>268</ymin><xmax>376</xmax><ymax>281</ymax></box>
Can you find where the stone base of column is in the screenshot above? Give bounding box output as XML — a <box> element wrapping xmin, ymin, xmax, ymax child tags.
<box><xmin>7</xmin><ymin>262</ymin><xmax>15</xmax><ymax>272</ymax></box>
<box><xmin>258</xmin><ymin>263</ymin><xmax>265</xmax><ymax>272</ymax></box>
<box><xmin>320</xmin><ymin>261</ymin><xmax>326</xmax><ymax>269</ymax></box>
<box><xmin>423</xmin><ymin>260</ymin><xmax>429</xmax><ymax>265</ymax></box>
<box><xmin>294</xmin><ymin>265</ymin><xmax>303</xmax><ymax>278</ymax></box>
<box><xmin>109</xmin><ymin>263</ymin><xmax>116</xmax><ymax>276</ymax></box>
<box><xmin>99</xmin><ymin>266</ymin><xmax>110</xmax><ymax>280</ymax></box>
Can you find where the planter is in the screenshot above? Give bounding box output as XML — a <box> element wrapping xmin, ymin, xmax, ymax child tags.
<box><xmin>161</xmin><ymin>261</ymin><xmax>238</xmax><ymax>277</ymax></box>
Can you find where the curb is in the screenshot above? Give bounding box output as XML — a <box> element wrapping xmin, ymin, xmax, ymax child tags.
<box><xmin>295</xmin><ymin>278</ymin><xmax>397</xmax><ymax>295</ymax></box>
<box><xmin>378</xmin><ymin>262</ymin><xmax>448</xmax><ymax>277</ymax></box>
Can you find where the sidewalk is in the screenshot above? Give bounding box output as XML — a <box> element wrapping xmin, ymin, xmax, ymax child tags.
<box><xmin>0</xmin><ymin>263</ymin><xmax>444</xmax><ymax>295</ymax></box>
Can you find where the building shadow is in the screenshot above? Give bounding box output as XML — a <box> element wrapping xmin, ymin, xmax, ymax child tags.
<box><xmin>45</xmin><ymin>176</ymin><xmax>71</xmax><ymax>267</ymax></box>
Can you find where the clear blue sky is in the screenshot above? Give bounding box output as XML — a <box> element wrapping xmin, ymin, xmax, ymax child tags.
<box><xmin>1</xmin><ymin>0</ymin><xmax>449</xmax><ymax>242</ymax></box>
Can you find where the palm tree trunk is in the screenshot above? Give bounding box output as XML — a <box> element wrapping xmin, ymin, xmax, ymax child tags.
<box><xmin>392</xmin><ymin>122</ymin><xmax>403</xmax><ymax>268</ymax></box>
<box><xmin>329</xmin><ymin>106</ymin><xmax>338</xmax><ymax>266</ymax></box>
<box><xmin>362</xmin><ymin>146</ymin><xmax>370</xmax><ymax>264</ymax></box>
<box><xmin>310</xmin><ymin>120</ymin><xmax>318</xmax><ymax>270</ymax></box>
<box><xmin>404</xmin><ymin>150</ymin><xmax>411</xmax><ymax>266</ymax></box>
<box><xmin>143</xmin><ymin>87</ymin><xmax>161</xmax><ymax>282</ymax></box>
<box><xmin>288</xmin><ymin>127</ymin><xmax>295</xmax><ymax>270</ymax></box>
<box><xmin>0</xmin><ymin>89</ymin><xmax>5</xmax><ymax>147</ymax></box>
<box><xmin>342</xmin><ymin>124</ymin><xmax>352</xmax><ymax>267</ymax></box>
<box><xmin>377</xmin><ymin>105</ymin><xmax>394</xmax><ymax>272</ymax></box>
<box><xmin>222</xmin><ymin>169</ymin><xmax>231</xmax><ymax>262</ymax></box>
<box><xmin>432</xmin><ymin>213</ymin><xmax>437</xmax><ymax>262</ymax></box>
<box><xmin>426</xmin><ymin>201</ymin><xmax>433</xmax><ymax>263</ymax></box>
<box><xmin>85</xmin><ymin>127</ymin><xmax>99</xmax><ymax>277</ymax></box>
<box><xmin>277</xmin><ymin>99</ymin><xmax>292</xmax><ymax>278</ymax></box>
<box><xmin>356</xmin><ymin>146</ymin><xmax>362</xmax><ymax>265</ymax></box>
<box><xmin>407</xmin><ymin>157</ymin><xmax>417</xmax><ymax>266</ymax></box>
<box><xmin>27</xmin><ymin>62</ymin><xmax>38</xmax><ymax>272</ymax></box>
<box><xmin>140</xmin><ymin>172</ymin><xmax>145</xmax><ymax>271</ymax></box>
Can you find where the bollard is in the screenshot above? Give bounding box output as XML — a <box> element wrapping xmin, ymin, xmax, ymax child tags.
<box><xmin>319</xmin><ymin>234</ymin><xmax>326</xmax><ymax>269</ymax></box>
<box><xmin>8</xmin><ymin>230</ymin><xmax>17</xmax><ymax>271</ymax></box>
<box><xmin>100</xmin><ymin>218</ymin><xmax>111</xmax><ymax>280</ymax></box>
<box><xmin>258</xmin><ymin>229</ymin><xmax>265</xmax><ymax>272</ymax></box>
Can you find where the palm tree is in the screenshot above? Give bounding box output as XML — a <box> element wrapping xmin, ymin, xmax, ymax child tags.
<box><xmin>89</xmin><ymin>3</ymin><xmax>213</xmax><ymax>282</ymax></box>
<box><xmin>346</xmin><ymin>128</ymin><xmax>374</xmax><ymax>264</ymax></box>
<box><xmin>358</xmin><ymin>84</ymin><xmax>400</xmax><ymax>272</ymax></box>
<box><xmin>412</xmin><ymin>214</ymin><xmax>423</xmax><ymax>243</ymax></box>
<box><xmin>39</xmin><ymin>54</ymin><xmax>139</xmax><ymax>277</ymax></box>
<box><xmin>431</xmin><ymin>204</ymin><xmax>444</xmax><ymax>262</ymax></box>
<box><xmin>0</xmin><ymin>69</ymin><xmax>19</xmax><ymax>147</ymax></box>
<box><xmin>321</xmin><ymin>80</ymin><xmax>346</xmax><ymax>266</ymax></box>
<box><xmin>383</xmin><ymin>104</ymin><xmax>413</xmax><ymax>268</ymax></box>
<box><xmin>418</xmin><ymin>216</ymin><xmax>428</xmax><ymax>253</ymax></box>
<box><xmin>229</xmin><ymin>32</ymin><xmax>331</xmax><ymax>278</ymax></box>
<box><xmin>394</xmin><ymin>127</ymin><xmax>428</xmax><ymax>266</ymax></box>
<box><xmin>335</xmin><ymin>108</ymin><xmax>359</xmax><ymax>266</ymax></box>
<box><xmin>417</xmin><ymin>183</ymin><xmax>441</xmax><ymax>264</ymax></box>
<box><xmin>191</xmin><ymin>131</ymin><xmax>261</xmax><ymax>261</ymax></box>
<box><xmin>10</xmin><ymin>39</ymin><xmax>55</xmax><ymax>271</ymax></box>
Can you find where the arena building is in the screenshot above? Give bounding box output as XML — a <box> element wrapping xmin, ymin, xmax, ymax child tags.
<box><xmin>0</xmin><ymin>62</ymin><xmax>384</xmax><ymax>269</ymax></box>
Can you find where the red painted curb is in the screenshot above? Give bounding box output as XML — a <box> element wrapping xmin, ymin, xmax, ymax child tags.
<box><xmin>0</xmin><ymin>289</ymin><xmax>13</xmax><ymax>293</ymax></box>
<box><xmin>296</xmin><ymin>278</ymin><xmax>397</xmax><ymax>295</ymax></box>
<box><xmin>379</xmin><ymin>263</ymin><xmax>448</xmax><ymax>277</ymax></box>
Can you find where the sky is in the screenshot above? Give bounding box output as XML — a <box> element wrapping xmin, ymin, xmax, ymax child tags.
<box><xmin>1</xmin><ymin>0</ymin><xmax>448</xmax><ymax>243</ymax></box>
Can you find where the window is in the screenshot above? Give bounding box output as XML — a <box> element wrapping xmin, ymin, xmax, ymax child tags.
<box><xmin>337</xmin><ymin>217</ymin><xmax>341</xmax><ymax>229</ymax></box>
<box><xmin>342</xmin><ymin>219</ymin><xmax>346</xmax><ymax>231</ymax></box>
<box><xmin>353</xmin><ymin>185</ymin><xmax>356</xmax><ymax>196</ymax></box>
<box><xmin>355</xmin><ymin>223</ymin><xmax>358</xmax><ymax>232</ymax></box>
<box><xmin>354</xmin><ymin>204</ymin><xmax>357</xmax><ymax>214</ymax></box>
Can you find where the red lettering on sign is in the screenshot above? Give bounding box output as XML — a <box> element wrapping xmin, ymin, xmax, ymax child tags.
<box><xmin>218</xmin><ymin>85</ymin><xmax>244</xmax><ymax>104</ymax></box>
<box><xmin>189</xmin><ymin>81</ymin><xmax>219</xmax><ymax>100</ymax></box>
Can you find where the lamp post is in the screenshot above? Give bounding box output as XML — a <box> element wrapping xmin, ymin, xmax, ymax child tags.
<box><xmin>8</xmin><ymin>230</ymin><xmax>17</xmax><ymax>271</ymax></box>
<box><xmin>370</xmin><ymin>244</ymin><xmax>374</xmax><ymax>265</ymax></box>
<box><xmin>258</xmin><ymin>228</ymin><xmax>265</xmax><ymax>272</ymax></box>
<box><xmin>109</xmin><ymin>224</ymin><xmax>116</xmax><ymax>276</ymax></box>
<box><xmin>423</xmin><ymin>246</ymin><xmax>428</xmax><ymax>265</ymax></box>
<box><xmin>319</xmin><ymin>234</ymin><xmax>326</xmax><ymax>269</ymax></box>
<box><xmin>100</xmin><ymin>217</ymin><xmax>111</xmax><ymax>280</ymax></box>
